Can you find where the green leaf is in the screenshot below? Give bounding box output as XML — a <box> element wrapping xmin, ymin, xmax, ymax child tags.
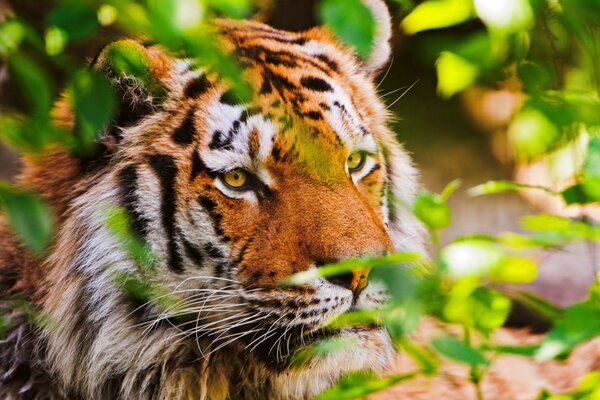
<box><xmin>440</xmin><ymin>240</ymin><xmax>504</xmax><ymax>279</ymax></box>
<box><xmin>205</xmin><ymin>0</ymin><xmax>253</xmax><ymax>19</ymax></box>
<box><xmin>0</xmin><ymin>314</ymin><xmax>8</xmax><ymax>339</ymax></box>
<box><xmin>401</xmin><ymin>0</ymin><xmax>474</xmax><ymax>34</ymax></box>
<box><xmin>397</xmin><ymin>337</ymin><xmax>439</xmax><ymax>375</ymax></box>
<box><xmin>561</xmin><ymin>182</ymin><xmax>600</xmax><ymax>205</ymax></box>
<box><xmin>8</xmin><ymin>53</ymin><xmax>54</xmax><ymax>117</ymax></box>
<box><xmin>282</xmin><ymin>252</ymin><xmax>421</xmax><ymax>286</ymax></box>
<box><xmin>436</xmin><ymin>51</ymin><xmax>479</xmax><ymax>98</ymax></box>
<box><xmin>483</xmin><ymin>344</ymin><xmax>539</xmax><ymax>357</ymax></box>
<box><xmin>105</xmin><ymin>207</ymin><xmax>156</xmax><ymax>271</ymax></box>
<box><xmin>0</xmin><ymin>19</ymin><xmax>27</xmax><ymax>56</ymax></box>
<box><xmin>513</xmin><ymin>291</ymin><xmax>562</xmax><ymax>322</ymax></box>
<box><xmin>491</xmin><ymin>256</ymin><xmax>538</xmax><ymax>284</ymax></box>
<box><xmin>473</xmin><ymin>0</ymin><xmax>534</xmax><ymax>33</ymax></box>
<box><xmin>431</xmin><ymin>335</ymin><xmax>488</xmax><ymax>366</ymax></box>
<box><xmin>291</xmin><ymin>336</ymin><xmax>356</xmax><ymax>369</ymax></box>
<box><xmin>440</xmin><ymin>179</ymin><xmax>462</xmax><ymax>201</ymax></box>
<box><xmin>413</xmin><ymin>192</ymin><xmax>451</xmax><ymax>230</ymax></box>
<box><xmin>469</xmin><ymin>180</ymin><xmax>555</xmax><ymax>197</ymax></box>
<box><xmin>70</xmin><ymin>69</ymin><xmax>117</xmax><ymax>155</ymax></box>
<box><xmin>508</xmin><ymin>107</ymin><xmax>561</xmax><ymax>160</ymax></box>
<box><xmin>319</xmin><ymin>0</ymin><xmax>376</xmax><ymax>59</ymax></box>
<box><xmin>50</xmin><ymin>2</ymin><xmax>98</xmax><ymax>40</ymax></box>
<box><xmin>536</xmin><ymin>300</ymin><xmax>600</xmax><ymax>361</ymax></box>
<box><xmin>0</xmin><ymin>184</ymin><xmax>53</xmax><ymax>256</ymax></box>
<box><xmin>315</xmin><ymin>370</ymin><xmax>418</xmax><ymax>400</ymax></box>
<box><xmin>521</xmin><ymin>214</ymin><xmax>600</xmax><ymax>242</ymax></box>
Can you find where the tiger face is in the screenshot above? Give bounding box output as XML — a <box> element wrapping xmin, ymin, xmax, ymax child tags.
<box><xmin>36</xmin><ymin>2</ymin><xmax>424</xmax><ymax>398</ymax></box>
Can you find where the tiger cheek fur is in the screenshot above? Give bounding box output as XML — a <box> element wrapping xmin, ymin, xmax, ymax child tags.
<box><xmin>0</xmin><ymin>2</ymin><xmax>426</xmax><ymax>400</ymax></box>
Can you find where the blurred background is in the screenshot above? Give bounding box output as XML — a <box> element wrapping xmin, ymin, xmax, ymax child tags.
<box><xmin>1</xmin><ymin>0</ymin><xmax>598</xmax><ymax>306</ymax></box>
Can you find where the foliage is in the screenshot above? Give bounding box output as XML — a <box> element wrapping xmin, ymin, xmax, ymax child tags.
<box><xmin>0</xmin><ymin>0</ymin><xmax>599</xmax><ymax>399</ymax></box>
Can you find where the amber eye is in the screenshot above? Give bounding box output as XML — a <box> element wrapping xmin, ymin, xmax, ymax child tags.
<box><xmin>222</xmin><ymin>169</ymin><xmax>249</xmax><ymax>190</ymax></box>
<box><xmin>347</xmin><ymin>151</ymin><xmax>366</xmax><ymax>173</ymax></box>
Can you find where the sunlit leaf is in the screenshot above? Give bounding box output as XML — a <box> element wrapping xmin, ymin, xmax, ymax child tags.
<box><xmin>440</xmin><ymin>179</ymin><xmax>462</xmax><ymax>201</ymax></box>
<box><xmin>431</xmin><ymin>335</ymin><xmax>488</xmax><ymax>366</ymax></box>
<box><xmin>44</xmin><ymin>26</ymin><xmax>68</xmax><ymax>55</ymax></box>
<box><xmin>474</xmin><ymin>0</ymin><xmax>534</xmax><ymax>33</ymax></box>
<box><xmin>444</xmin><ymin>286</ymin><xmax>511</xmax><ymax>334</ymax></box>
<box><xmin>491</xmin><ymin>256</ymin><xmax>538</xmax><ymax>284</ymax></box>
<box><xmin>50</xmin><ymin>2</ymin><xmax>98</xmax><ymax>40</ymax></box>
<box><xmin>440</xmin><ymin>240</ymin><xmax>504</xmax><ymax>279</ymax></box>
<box><xmin>0</xmin><ymin>19</ymin><xmax>27</xmax><ymax>55</ymax></box>
<box><xmin>315</xmin><ymin>370</ymin><xmax>418</xmax><ymax>400</ymax></box>
<box><xmin>98</xmin><ymin>4</ymin><xmax>118</xmax><ymax>26</ymax></box>
<box><xmin>318</xmin><ymin>0</ymin><xmax>376</xmax><ymax>59</ymax></box>
<box><xmin>401</xmin><ymin>0</ymin><xmax>474</xmax><ymax>34</ymax></box>
<box><xmin>0</xmin><ymin>184</ymin><xmax>53</xmax><ymax>256</ymax></box>
<box><xmin>521</xmin><ymin>214</ymin><xmax>600</xmax><ymax>242</ymax></box>
<box><xmin>436</xmin><ymin>51</ymin><xmax>479</xmax><ymax>98</ymax></box>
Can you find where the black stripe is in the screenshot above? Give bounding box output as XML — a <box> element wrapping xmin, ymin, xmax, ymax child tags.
<box><xmin>190</xmin><ymin>150</ymin><xmax>204</xmax><ymax>181</ymax></box>
<box><xmin>315</xmin><ymin>54</ymin><xmax>339</xmax><ymax>72</ymax></box>
<box><xmin>204</xmin><ymin>242</ymin><xmax>225</xmax><ymax>259</ymax></box>
<box><xmin>184</xmin><ymin>75</ymin><xmax>211</xmax><ymax>98</ymax></box>
<box><xmin>147</xmin><ymin>154</ymin><xmax>183</xmax><ymax>273</ymax></box>
<box><xmin>172</xmin><ymin>108</ymin><xmax>196</xmax><ymax>145</ymax></box>
<box><xmin>362</xmin><ymin>163</ymin><xmax>382</xmax><ymax>180</ymax></box>
<box><xmin>300</xmin><ymin>77</ymin><xmax>333</xmax><ymax>92</ymax></box>
<box><xmin>118</xmin><ymin>165</ymin><xmax>150</xmax><ymax>238</ymax></box>
<box><xmin>303</xmin><ymin>110</ymin><xmax>322</xmax><ymax>120</ymax></box>
<box><xmin>197</xmin><ymin>195</ymin><xmax>229</xmax><ymax>241</ymax></box>
<box><xmin>182</xmin><ymin>238</ymin><xmax>204</xmax><ymax>267</ymax></box>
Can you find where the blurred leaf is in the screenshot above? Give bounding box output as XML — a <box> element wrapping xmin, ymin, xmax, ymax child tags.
<box><xmin>0</xmin><ymin>184</ymin><xmax>53</xmax><ymax>256</ymax></box>
<box><xmin>0</xmin><ymin>19</ymin><xmax>27</xmax><ymax>55</ymax></box>
<box><xmin>97</xmin><ymin>4</ymin><xmax>118</xmax><ymax>26</ymax></box>
<box><xmin>318</xmin><ymin>0</ymin><xmax>376</xmax><ymax>59</ymax></box>
<box><xmin>397</xmin><ymin>337</ymin><xmax>439</xmax><ymax>375</ymax></box>
<box><xmin>483</xmin><ymin>343</ymin><xmax>539</xmax><ymax>356</ymax></box>
<box><xmin>440</xmin><ymin>240</ymin><xmax>504</xmax><ymax>279</ymax></box>
<box><xmin>69</xmin><ymin>69</ymin><xmax>117</xmax><ymax>155</ymax></box>
<box><xmin>205</xmin><ymin>0</ymin><xmax>253</xmax><ymax>19</ymax></box>
<box><xmin>491</xmin><ymin>256</ymin><xmax>538</xmax><ymax>284</ymax></box>
<box><xmin>282</xmin><ymin>252</ymin><xmax>421</xmax><ymax>286</ymax></box>
<box><xmin>0</xmin><ymin>314</ymin><xmax>8</xmax><ymax>339</ymax></box>
<box><xmin>473</xmin><ymin>0</ymin><xmax>534</xmax><ymax>33</ymax></box>
<box><xmin>508</xmin><ymin>107</ymin><xmax>561</xmax><ymax>160</ymax></box>
<box><xmin>148</xmin><ymin>0</ymin><xmax>205</xmax><ymax>36</ymax></box>
<box><xmin>445</xmin><ymin>286</ymin><xmax>511</xmax><ymax>334</ymax></box>
<box><xmin>44</xmin><ymin>26</ymin><xmax>68</xmax><ymax>55</ymax></box>
<box><xmin>440</xmin><ymin>179</ymin><xmax>462</xmax><ymax>201</ymax></box>
<box><xmin>431</xmin><ymin>335</ymin><xmax>488</xmax><ymax>366</ymax></box>
<box><xmin>50</xmin><ymin>2</ymin><xmax>98</xmax><ymax>40</ymax></box>
<box><xmin>518</xmin><ymin>62</ymin><xmax>552</xmax><ymax>94</ymax></box>
<box><xmin>413</xmin><ymin>192</ymin><xmax>451</xmax><ymax>230</ymax></box>
<box><xmin>105</xmin><ymin>207</ymin><xmax>156</xmax><ymax>271</ymax></box>
<box><xmin>469</xmin><ymin>180</ymin><xmax>556</xmax><ymax>197</ymax></box>
<box><xmin>536</xmin><ymin>300</ymin><xmax>600</xmax><ymax>361</ymax></box>
<box><xmin>315</xmin><ymin>370</ymin><xmax>418</xmax><ymax>400</ymax></box>
<box><xmin>521</xmin><ymin>214</ymin><xmax>600</xmax><ymax>242</ymax></box>
<box><xmin>513</xmin><ymin>291</ymin><xmax>562</xmax><ymax>322</ymax></box>
<box><xmin>401</xmin><ymin>0</ymin><xmax>474</xmax><ymax>34</ymax></box>
<box><xmin>561</xmin><ymin>182</ymin><xmax>600</xmax><ymax>205</ymax></box>
<box><xmin>436</xmin><ymin>51</ymin><xmax>479</xmax><ymax>98</ymax></box>
<box><xmin>8</xmin><ymin>53</ymin><xmax>53</xmax><ymax>117</ymax></box>
<box><xmin>291</xmin><ymin>336</ymin><xmax>356</xmax><ymax>369</ymax></box>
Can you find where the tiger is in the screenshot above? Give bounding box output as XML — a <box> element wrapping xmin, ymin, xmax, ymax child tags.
<box><xmin>0</xmin><ymin>1</ymin><xmax>598</xmax><ymax>399</ymax></box>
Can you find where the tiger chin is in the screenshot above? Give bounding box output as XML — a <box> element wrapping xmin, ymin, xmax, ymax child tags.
<box><xmin>0</xmin><ymin>1</ymin><xmax>426</xmax><ymax>399</ymax></box>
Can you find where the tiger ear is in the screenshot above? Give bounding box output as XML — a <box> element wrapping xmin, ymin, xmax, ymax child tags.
<box><xmin>91</xmin><ymin>40</ymin><xmax>177</xmax><ymax>129</ymax></box>
<box><xmin>361</xmin><ymin>0</ymin><xmax>393</xmax><ymax>75</ymax></box>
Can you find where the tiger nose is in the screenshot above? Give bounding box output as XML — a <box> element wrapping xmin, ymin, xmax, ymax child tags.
<box><xmin>326</xmin><ymin>268</ymin><xmax>370</xmax><ymax>295</ymax></box>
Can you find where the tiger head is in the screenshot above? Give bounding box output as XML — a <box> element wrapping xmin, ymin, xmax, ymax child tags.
<box><xmin>29</xmin><ymin>0</ymin><xmax>425</xmax><ymax>398</ymax></box>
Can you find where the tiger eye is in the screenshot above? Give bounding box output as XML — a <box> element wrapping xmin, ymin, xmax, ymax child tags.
<box><xmin>223</xmin><ymin>169</ymin><xmax>248</xmax><ymax>189</ymax></box>
<box><xmin>347</xmin><ymin>151</ymin><xmax>366</xmax><ymax>172</ymax></box>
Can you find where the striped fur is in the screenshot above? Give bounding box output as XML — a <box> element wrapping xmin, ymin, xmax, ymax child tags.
<box><xmin>0</xmin><ymin>3</ymin><xmax>428</xmax><ymax>399</ymax></box>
